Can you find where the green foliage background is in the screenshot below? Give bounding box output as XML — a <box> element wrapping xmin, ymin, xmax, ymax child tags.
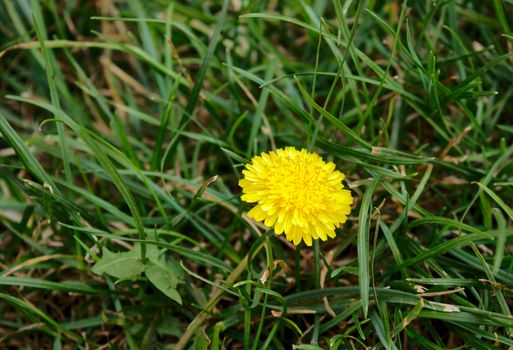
<box><xmin>1</xmin><ymin>0</ymin><xmax>513</xmax><ymax>349</ymax></box>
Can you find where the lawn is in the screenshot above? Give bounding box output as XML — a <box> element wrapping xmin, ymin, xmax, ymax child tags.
<box><xmin>1</xmin><ymin>0</ymin><xmax>513</xmax><ymax>349</ymax></box>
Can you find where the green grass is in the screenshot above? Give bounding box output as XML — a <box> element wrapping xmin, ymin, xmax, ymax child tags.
<box><xmin>1</xmin><ymin>0</ymin><xmax>513</xmax><ymax>349</ymax></box>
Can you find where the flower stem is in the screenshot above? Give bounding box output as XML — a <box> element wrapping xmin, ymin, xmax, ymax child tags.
<box><xmin>312</xmin><ymin>240</ymin><xmax>321</xmax><ymax>343</ymax></box>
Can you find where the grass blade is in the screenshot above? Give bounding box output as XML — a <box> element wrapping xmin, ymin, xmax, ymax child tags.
<box><xmin>358</xmin><ymin>176</ymin><xmax>381</xmax><ymax>317</ymax></box>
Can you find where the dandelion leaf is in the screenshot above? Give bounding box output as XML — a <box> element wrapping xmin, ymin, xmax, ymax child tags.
<box><xmin>92</xmin><ymin>245</ymin><xmax>145</xmax><ymax>279</ymax></box>
<box><xmin>145</xmin><ymin>257</ymin><xmax>183</xmax><ymax>304</ymax></box>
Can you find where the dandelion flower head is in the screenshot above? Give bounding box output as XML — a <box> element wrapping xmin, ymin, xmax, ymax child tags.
<box><xmin>239</xmin><ymin>147</ymin><xmax>353</xmax><ymax>246</ymax></box>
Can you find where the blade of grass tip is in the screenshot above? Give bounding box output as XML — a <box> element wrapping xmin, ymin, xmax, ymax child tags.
<box><xmin>227</xmin><ymin>112</ymin><xmax>249</xmax><ymax>149</ymax></box>
<box><xmin>31</xmin><ymin>0</ymin><xmax>71</xmax><ymax>183</ymax></box>
<box><xmin>358</xmin><ymin>176</ymin><xmax>381</xmax><ymax>318</ymax></box>
<box><xmin>0</xmin><ymin>114</ymin><xmax>58</xmax><ymax>193</ymax></box>
<box><xmin>491</xmin><ymin>208</ymin><xmax>507</xmax><ymax>274</ymax></box>
<box><xmin>405</xmin><ymin>18</ymin><xmax>424</xmax><ymax>69</ymax></box>
<box><xmin>352</xmin><ymin>312</ymin><xmax>369</xmax><ymax>340</ymax></box>
<box><xmin>473</xmin><ymin>182</ymin><xmax>513</xmax><ymax>221</ymax></box>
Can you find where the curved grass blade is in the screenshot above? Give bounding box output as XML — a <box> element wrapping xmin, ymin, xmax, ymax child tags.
<box><xmin>358</xmin><ymin>176</ymin><xmax>381</xmax><ymax>317</ymax></box>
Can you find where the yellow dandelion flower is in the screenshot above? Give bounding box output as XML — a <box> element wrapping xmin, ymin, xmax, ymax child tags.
<box><xmin>239</xmin><ymin>147</ymin><xmax>353</xmax><ymax>246</ymax></box>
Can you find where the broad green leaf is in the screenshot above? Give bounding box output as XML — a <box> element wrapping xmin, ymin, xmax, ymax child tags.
<box><xmin>145</xmin><ymin>243</ymin><xmax>160</xmax><ymax>261</ymax></box>
<box><xmin>92</xmin><ymin>246</ymin><xmax>145</xmax><ymax>279</ymax></box>
<box><xmin>145</xmin><ymin>257</ymin><xmax>183</xmax><ymax>304</ymax></box>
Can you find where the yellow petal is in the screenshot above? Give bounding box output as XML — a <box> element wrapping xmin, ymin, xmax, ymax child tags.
<box><xmin>248</xmin><ymin>205</ymin><xmax>267</xmax><ymax>221</ymax></box>
<box><xmin>303</xmin><ymin>231</ymin><xmax>312</xmax><ymax>246</ymax></box>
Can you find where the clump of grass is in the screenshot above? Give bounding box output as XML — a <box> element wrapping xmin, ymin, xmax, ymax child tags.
<box><xmin>1</xmin><ymin>1</ymin><xmax>513</xmax><ymax>349</ymax></box>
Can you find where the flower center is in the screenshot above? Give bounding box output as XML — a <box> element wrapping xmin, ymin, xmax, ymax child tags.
<box><xmin>267</xmin><ymin>153</ymin><xmax>333</xmax><ymax>214</ymax></box>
